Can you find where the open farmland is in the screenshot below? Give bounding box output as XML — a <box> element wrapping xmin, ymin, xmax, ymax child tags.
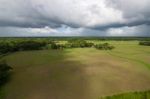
<box><xmin>0</xmin><ymin>40</ymin><xmax>150</xmax><ymax>99</ymax></box>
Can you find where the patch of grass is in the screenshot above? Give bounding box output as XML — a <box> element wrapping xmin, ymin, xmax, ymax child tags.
<box><xmin>100</xmin><ymin>90</ymin><xmax>150</xmax><ymax>99</ymax></box>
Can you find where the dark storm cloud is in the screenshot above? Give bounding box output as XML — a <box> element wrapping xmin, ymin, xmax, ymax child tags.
<box><xmin>92</xmin><ymin>20</ymin><xmax>150</xmax><ymax>31</ymax></box>
<box><xmin>0</xmin><ymin>0</ymin><xmax>149</xmax><ymax>36</ymax></box>
<box><xmin>0</xmin><ymin>0</ymin><xmax>150</xmax><ymax>29</ymax></box>
<box><xmin>0</xmin><ymin>0</ymin><xmax>123</xmax><ymax>29</ymax></box>
<box><xmin>0</xmin><ymin>0</ymin><xmax>64</xmax><ymax>28</ymax></box>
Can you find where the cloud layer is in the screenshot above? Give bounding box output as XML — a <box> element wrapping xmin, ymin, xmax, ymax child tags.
<box><xmin>0</xmin><ymin>0</ymin><xmax>149</xmax><ymax>36</ymax></box>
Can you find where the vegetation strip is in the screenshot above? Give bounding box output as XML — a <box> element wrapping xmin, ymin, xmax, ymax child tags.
<box><xmin>100</xmin><ymin>90</ymin><xmax>150</xmax><ymax>99</ymax></box>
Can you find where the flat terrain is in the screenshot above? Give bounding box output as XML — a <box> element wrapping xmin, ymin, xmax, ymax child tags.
<box><xmin>1</xmin><ymin>41</ymin><xmax>150</xmax><ymax>99</ymax></box>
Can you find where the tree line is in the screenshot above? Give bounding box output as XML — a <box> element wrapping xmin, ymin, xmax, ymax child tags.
<box><xmin>45</xmin><ymin>39</ymin><xmax>115</xmax><ymax>50</ymax></box>
<box><xmin>94</xmin><ymin>43</ymin><xmax>115</xmax><ymax>50</ymax></box>
<box><xmin>139</xmin><ymin>41</ymin><xmax>150</xmax><ymax>46</ymax></box>
<box><xmin>0</xmin><ymin>40</ymin><xmax>48</xmax><ymax>54</ymax></box>
<box><xmin>0</xmin><ymin>39</ymin><xmax>115</xmax><ymax>54</ymax></box>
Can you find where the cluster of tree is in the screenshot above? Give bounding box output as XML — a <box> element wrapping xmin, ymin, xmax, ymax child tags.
<box><xmin>0</xmin><ymin>61</ymin><xmax>12</xmax><ymax>86</ymax></box>
<box><xmin>15</xmin><ymin>41</ymin><xmax>47</xmax><ymax>50</ymax></box>
<box><xmin>139</xmin><ymin>41</ymin><xmax>150</xmax><ymax>46</ymax></box>
<box><xmin>44</xmin><ymin>42</ymin><xmax>64</xmax><ymax>50</ymax></box>
<box><xmin>40</xmin><ymin>40</ymin><xmax>115</xmax><ymax>50</ymax></box>
<box><xmin>65</xmin><ymin>39</ymin><xmax>94</xmax><ymax>48</ymax></box>
<box><xmin>52</xmin><ymin>40</ymin><xmax>115</xmax><ymax>50</ymax></box>
<box><xmin>94</xmin><ymin>43</ymin><xmax>115</xmax><ymax>50</ymax></box>
<box><xmin>44</xmin><ymin>39</ymin><xmax>94</xmax><ymax>49</ymax></box>
<box><xmin>0</xmin><ymin>39</ymin><xmax>115</xmax><ymax>54</ymax></box>
<box><xmin>0</xmin><ymin>41</ymin><xmax>47</xmax><ymax>54</ymax></box>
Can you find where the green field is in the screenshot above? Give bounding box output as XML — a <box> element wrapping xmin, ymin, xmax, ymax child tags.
<box><xmin>1</xmin><ymin>41</ymin><xmax>150</xmax><ymax>99</ymax></box>
<box><xmin>101</xmin><ymin>90</ymin><xmax>150</xmax><ymax>99</ymax></box>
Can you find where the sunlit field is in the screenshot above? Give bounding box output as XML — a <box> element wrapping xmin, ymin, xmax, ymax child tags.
<box><xmin>0</xmin><ymin>40</ymin><xmax>150</xmax><ymax>99</ymax></box>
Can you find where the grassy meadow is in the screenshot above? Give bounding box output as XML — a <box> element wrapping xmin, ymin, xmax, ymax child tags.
<box><xmin>101</xmin><ymin>90</ymin><xmax>150</xmax><ymax>99</ymax></box>
<box><xmin>0</xmin><ymin>40</ymin><xmax>150</xmax><ymax>99</ymax></box>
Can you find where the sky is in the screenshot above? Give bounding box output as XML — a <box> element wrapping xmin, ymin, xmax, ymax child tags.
<box><xmin>0</xmin><ymin>0</ymin><xmax>150</xmax><ymax>37</ymax></box>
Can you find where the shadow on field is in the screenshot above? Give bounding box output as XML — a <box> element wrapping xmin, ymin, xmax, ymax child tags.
<box><xmin>2</xmin><ymin>50</ymin><xmax>90</xmax><ymax>99</ymax></box>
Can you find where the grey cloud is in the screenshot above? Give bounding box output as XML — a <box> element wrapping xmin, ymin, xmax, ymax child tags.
<box><xmin>92</xmin><ymin>20</ymin><xmax>150</xmax><ymax>31</ymax></box>
<box><xmin>0</xmin><ymin>0</ymin><xmax>123</xmax><ymax>29</ymax></box>
<box><xmin>0</xmin><ymin>0</ymin><xmax>150</xmax><ymax>36</ymax></box>
<box><xmin>0</xmin><ymin>0</ymin><xmax>63</xmax><ymax>28</ymax></box>
<box><xmin>0</xmin><ymin>0</ymin><xmax>150</xmax><ymax>29</ymax></box>
<box><xmin>106</xmin><ymin>25</ymin><xmax>150</xmax><ymax>36</ymax></box>
<box><xmin>107</xmin><ymin>0</ymin><xmax>150</xmax><ymax>22</ymax></box>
